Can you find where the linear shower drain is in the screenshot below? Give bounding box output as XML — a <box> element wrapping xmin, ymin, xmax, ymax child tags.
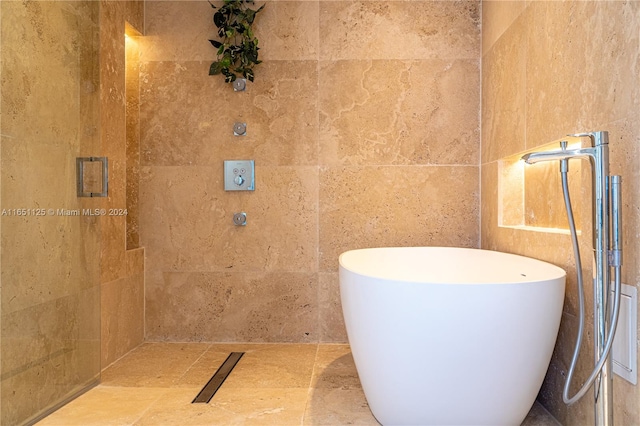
<box><xmin>192</xmin><ymin>352</ymin><xmax>244</xmax><ymax>403</ymax></box>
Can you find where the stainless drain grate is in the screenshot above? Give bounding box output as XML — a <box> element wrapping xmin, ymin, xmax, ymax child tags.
<box><xmin>192</xmin><ymin>352</ymin><xmax>244</xmax><ymax>403</ymax></box>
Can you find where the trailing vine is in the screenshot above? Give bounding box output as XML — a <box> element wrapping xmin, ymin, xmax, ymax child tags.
<box><xmin>208</xmin><ymin>0</ymin><xmax>265</xmax><ymax>84</ymax></box>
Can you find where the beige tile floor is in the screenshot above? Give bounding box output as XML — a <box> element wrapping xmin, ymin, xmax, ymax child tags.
<box><xmin>38</xmin><ymin>343</ymin><xmax>560</xmax><ymax>425</ymax></box>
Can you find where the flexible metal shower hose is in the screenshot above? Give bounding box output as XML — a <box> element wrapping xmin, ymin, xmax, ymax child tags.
<box><xmin>561</xmin><ymin>160</ymin><xmax>622</xmax><ymax>406</ymax></box>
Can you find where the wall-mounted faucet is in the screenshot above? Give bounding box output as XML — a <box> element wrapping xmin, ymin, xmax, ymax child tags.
<box><xmin>522</xmin><ymin>132</ymin><xmax>616</xmax><ymax>256</ymax></box>
<box><xmin>521</xmin><ymin>141</ymin><xmax>595</xmax><ymax>165</ymax></box>
<box><xmin>521</xmin><ymin>131</ymin><xmax>622</xmax><ymax>426</ymax></box>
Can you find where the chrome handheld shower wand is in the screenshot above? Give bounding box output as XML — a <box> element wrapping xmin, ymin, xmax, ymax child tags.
<box><xmin>522</xmin><ymin>131</ymin><xmax>623</xmax><ymax>426</ymax></box>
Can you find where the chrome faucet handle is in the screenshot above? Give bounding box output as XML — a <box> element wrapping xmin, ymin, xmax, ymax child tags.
<box><xmin>568</xmin><ymin>132</ymin><xmax>594</xmax><ymax>138</ymax></box>
<box><xmin>567</xmin><ymin>131</ymin><xmax>609</xmax><ymax>147</ymax></box>
<box><xmin>567</xmin><ymin>133</ymin><xmax>596</xmax><ymax>146</ymax></box>
<box><xmin>567</xmin><ymin>132</ymin><xmax>595</xmax><ymax>139</ymax></box>
<box><xmin>560</xmin><ymin>140</ymin><xmax>568</xmax><ymax>150</ymax></box>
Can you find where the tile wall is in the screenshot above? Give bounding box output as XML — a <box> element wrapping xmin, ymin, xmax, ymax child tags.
<box><xmin>0</xmin><ymin>0</ymin><xmax>146</xmax><ymax>422</ymax></box>
<box><xmin>100</xmin><ymin>0</ymin><xmax>146</xmax><ymax>369</ymax></box>
<box><xmin>138</xmin><ymin>0</ymin><xmax>481</xmax><ymax>343</ymax></box>
<box><xmin>0</xmin><ymin>3</ymin><xmax>2</xmax><ymax>419</ymax></box>
<box><xmin>482</xmin><ymin>1</ymin><xmax>640</xmax><ymax>424</ymax></box>
<box><xmin>126</xmin><ymin>24</ymin><xmax>142</xmax><ymax>251</ymax></box>
<box><xmin>1</xmin><ymin>1</ymin><xmax>102</xmax><ymax>423</ymax></box>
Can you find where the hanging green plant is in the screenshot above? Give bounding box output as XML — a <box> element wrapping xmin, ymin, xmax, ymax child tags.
<box><xmin>208</xmin><ymin>0</ymin><xmax>265</xmax><ymax>84</ymax></box>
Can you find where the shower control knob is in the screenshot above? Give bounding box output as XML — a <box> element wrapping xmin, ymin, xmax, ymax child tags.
<box><xmin>233</xmin><ymin>122</ymin><xmax>247</xmax><ymax>136</ymax></box>
<box><xmin>223</xmin><ymin>160</ymin><xmax>254</xmax><ymax>191</ymax></box>
<box><xmin>233</xmin><ymin>212</ymin><xmax>247</xmax><ymax>226</ymax></box>
<box><xmin>233</xmin><ymin>79</ymin><xmax>247</xmax><ymax>92</ymax></box>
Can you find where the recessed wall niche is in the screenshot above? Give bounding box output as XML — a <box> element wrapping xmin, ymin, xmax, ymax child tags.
<box><xmin>125</xmin><ymin>24</ymin><xmax>142</xmax><ymax>250</ymax></box>
<box><xmin>498</xmin><ymin>143</ymin><xmax>583</xmax><ymax>233</ymax></box>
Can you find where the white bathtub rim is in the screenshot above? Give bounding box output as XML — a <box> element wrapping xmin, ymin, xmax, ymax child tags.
<box><xmin>339</xmin><ymin>246</ymin><xmax>566</xmax><ymax>286</ymax></box>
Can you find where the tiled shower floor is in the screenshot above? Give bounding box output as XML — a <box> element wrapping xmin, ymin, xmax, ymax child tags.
<box><xmin>37</xmin><ymin>343</ymin><xmax>560</xmax><ymax>425</ymax></box>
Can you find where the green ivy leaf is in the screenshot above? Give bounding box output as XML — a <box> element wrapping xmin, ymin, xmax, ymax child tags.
<box><xmin>220</xmin><ymin>56</ymin><xmax>232</xmax><ymax>68</ymax></box>
<box><xmin>209</xmin><ymin>61</ymin><xmax>222</xmax><ymax>75</ymax></box>
<box><xmin>246</xmin><ymin>49</ymin><xmax>258</xmax><ymax>63</ymax></box>
<box><xmin>213</xmin><ymin>11</ymin><xmax>225</xmax><ymax>28</ymax></box>
<box><xmin>245</xmin><ymin>9</ymin><xmax>256</xmax><ymax>24</ymax></box>
<box><xmin>209</xmin><ymin>0</ymin><xmax>264</xmax><ymax>85</ymax></box>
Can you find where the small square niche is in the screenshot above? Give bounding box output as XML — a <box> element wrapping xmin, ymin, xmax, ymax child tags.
<box><xmin>498</xmin><ymin>144</ymin><xmax>583</xmax><ymax>233</ymax></box>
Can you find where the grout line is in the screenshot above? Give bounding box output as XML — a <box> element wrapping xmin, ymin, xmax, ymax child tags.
<box><xmin>172</xmin><ymin>342</ymin><xmax>214</xmax><ymax>386</ymax></box>
<box><xmin>300</xmin><ymin>343</ymin><xmax>321</xmax><ymax>426</ymax></box>
<box><xmin>307</xmin><ymin>343</ymin><xmax>321</xmax><ymax>389</ymax></box>
<box><xmin>478</xmin><ymin>2</ymin><xmax>483</xmax><ymax>250</ymax></box>
<box><xmin>101</xmin><ymin>340</ymin><xmax>147</xmax><ymax>373</ymax></box>
<box><xmin>127</xmin><ymin>386</ymin><xmax>173</xmax><ymax>426</ymax></box>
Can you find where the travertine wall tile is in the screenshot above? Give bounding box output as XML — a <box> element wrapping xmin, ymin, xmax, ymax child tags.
<box><xmin>140</xmin><ymin>0</ymin><xmax>480</xmax><ymax>342</ymax></box>
<box><xmin>100</xmin><ymin>0</ymin><xmax>128</xmax><ymax>284</ymax></box>
<box><xmin>319</xmin><ymin>273</ymin><xmax>347</xmax><ymax>343</ymax></box>
<box><xmin>0</xmin><ymin>214</ymin><xmax>100</xmax><ymax>315</ymax></box>
<box><xmin>1</xmin><ymin>2</ymin><xmax>102</xmax><ymax>423</ymax></box>
<box><xmin>607</xmin><ymin>119</ymin><xmax>640</xmax><ymax>286</ymax></box>
<box><xmin>319</xmin><ymin>165</ymin><xmax>479</xmax><ymax>271</ymax></box>
<box><xmin>126</xmin><ymin>0</ymin><xmax>144</xmax><ymax>32</ymax></box>
<box><xmin>482</xmin><ymin>1</ymin><xmax>640</xmax><ymax>423</ymax></box>
<box><xmin>102</xmin><ymin>278</ymin><xmax>128</xmax><ymax>366</ymax></box>
<box><xmin>1</xmin><ymin>0</ymin><xmax>143</xmax><ymax>423</ymax></box>
<box><xmin>480</xmin><ymin>162</ymin><xmax>499</xmax><ymax>249</ymax></box>
<box><xmin>140</xmin><ymin>60</ymin><xmax>318</xmax><ymax>167</ymax></box>
<box><xmin>145</xmin><ymin>271</ymin><xmax>318</xmax><ymax>342</ymax></box>
<box><xmin>606</xmin><ymin>117</ymin><xmax>640</xmax><ymax>426</ymax></box>
<box><xmin>481</xmin><ymin>11</ymin><xmax>526</xmax><ymax>163</ymax></box>
<box><xmin>126</xmin><ymin>36</ymin><xmax>141</xmax><ymax>250</ymax></box>
<box><xmin>496</xmin><ymin>158</ymin><xmax>525</xmax><ymax>227</ymax></box>
<box><xmin>523</xmin><ymin>161</ymin><xmax>583</xmax><ymax>230</ymax></box>
<box><xmin>1</xmin><ymin>289</ymin><xmax>100</xmax><ymax>425</ymax></box>
<box><xmin>99</xmin><ymin>0</ymin><xmax>145</xmax><ymax>369</ymax></box>
<box><xmin>1</xmin><ymin>142</ymin><xmax>101</xmax><ymax>316</ymax></box>
<box><xmin>525</xmin><ymin>1</ymin><xmax>640</xmax><ymax>147</ymax></box>
<box><xmin>141</xmin><ymin>1</ymin><xmax>318</xmax><ymax>62</ymax></box>
<box><xmin>256</xmin><ymin>1</ymin><xmax>319</xmax><ymax>61</ymax></box>
<box><xmin>140</xmin><ymin>0</ymin><xmax>216</xmax><ymax>62</ymax></box>
<box><xmin>319</xmin><ymin>59</ymin><xmax>479</xmax><ymax>166</ymax></box>
<box><xmin>319</xmin><ymin>1</ymin><xmax>480</xmax><ymax>60</ymax></box>
<box><xmin>481</xmin><ymin>1</ymin><xmax>526</xmax><ymax>55</ymax></box>
<box><xmin>101</xmin><ymin>248</ymin><xmax>145</xmax><ymax>368</ymax></box>
<box><xmin>140</xmin><ymin>165</ymin><xmax>318</xmax><ymax>272</ymax></box>
<box><xmin>0</xmin><ymin>3</ymin><xmax>3</xmax><ymax>418</ymax></box>
<box><xmin>523</xmin><ymin>2</ymin><xmax>589</xmax><ymax>147</ymax></box>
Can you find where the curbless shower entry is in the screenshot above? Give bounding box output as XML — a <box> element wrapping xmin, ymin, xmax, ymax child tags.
<box><xmin>0</xmin><ymin>1</ymin><xmax>102</xmax><ymax>424</ymax></box>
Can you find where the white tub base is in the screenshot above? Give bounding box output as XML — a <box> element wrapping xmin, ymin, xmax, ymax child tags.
<box><xmin>339</xmin><ymin>247</ymin><xmax>566</xmax><ymax>426</ymax></box>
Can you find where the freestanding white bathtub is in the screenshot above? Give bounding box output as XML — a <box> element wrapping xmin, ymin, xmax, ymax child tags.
<box><xmin>339</xmin><ymin>247</ymin><xmax>566</xmax><ymax>426</ymax></box>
